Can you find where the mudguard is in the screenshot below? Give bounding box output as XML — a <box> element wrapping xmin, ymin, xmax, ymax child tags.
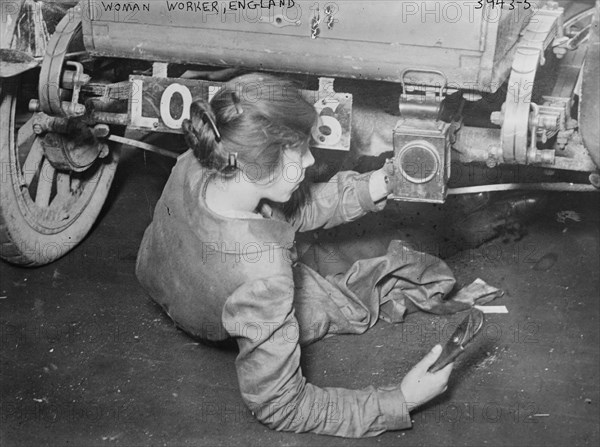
<box><xmin>0</xmin><ymin>0</ymin><xmax>76</xmax><ymax>78</ymax></box>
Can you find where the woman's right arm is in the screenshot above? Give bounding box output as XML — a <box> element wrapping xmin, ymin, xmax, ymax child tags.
<box><xmin>221</xmin><ymin>274</ymin><xmax>414</xmax><ymax>438</ymax></box>
<box><xmin>289</xmin><ymin>170</ymin><xmax>387</xmax><ymax>233</ymax></box>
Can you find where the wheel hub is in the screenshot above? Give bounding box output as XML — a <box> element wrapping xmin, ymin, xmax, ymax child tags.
<box><xmin>41</xmin><ymin>130</ymin><xmax>108</xmax><ymax>173</ymax></box>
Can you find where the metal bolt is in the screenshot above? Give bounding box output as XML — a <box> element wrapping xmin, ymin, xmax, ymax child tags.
<box><xmin>66</xmin><ymin>103</ymin><xmax>86</xmax><ymax>115</ymax></box>
<box><xmin>32</xmin><ymin>124</ymin><xmax>44</xmax><ymax>135</ymax></box>
<box><xmin>29</xmin><ymin>99</ymin><xmax>41</xmax><ymax>113</ymax></box>
<box><xmin>542</xmin><ymin>151</ymin><xmax>554</xmax><ymax>164</ymax></box>
<box><xmin>556</xmin><ymin>130</ymin><xmax>571</xmax><ymax>148</ymax></box>
<box><xmin>554</xmin><ymin>47</ymin><xmax>567</xmax><ymax>59</ymax></box>
<box><xmin>98</xmin><ymin>143</ymin><xmax>110</xmax><ymax>159</ymax></box>
<box><xmin>92</xmin><ymin>124</ymin><xmax>110</xmax><ymax>138</ymax></box>
<box><xmin>535</xmin><ymin>149</ymin><xmax>555</xmax><ymax>165</ymax></box>
<box><xmin>462</xmin><ymin>92</ymin><xmax>483</xmax><ymax>102</ymax></box>
<box><xmin>79</xmin><ymin>73</ymin><xmax>91</xmax><ymax>85</ymax></box>
<box><xmin>538</xmin><ymin>114</ymin><xmax>558</xmax><ymax>130</ymax></box>
<box><xmin>490</xmin><ymin>111</ymin><xmax>504</xmax><ymax>126</ymax></box>
<box><xmin>486</xmin><ymin>156</ymin><xmax>498</xmax><ymax>169</ymax></box>
<box><xmin>486</xmin><ymin>145</ymin><xmax>503</xmax><ymax>168</ymax></box>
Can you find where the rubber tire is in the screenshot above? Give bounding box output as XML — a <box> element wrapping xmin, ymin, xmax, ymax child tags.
<box><xmin>0</xmin><ymin>77</ymin><xmax>119</xmax><ymax>267</ymax></box>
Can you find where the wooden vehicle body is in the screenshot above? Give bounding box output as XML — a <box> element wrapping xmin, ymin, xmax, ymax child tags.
<box><xmin>83</xmin><ymin>0</ymin><xmax>534</xmax><ymax>92</ymax></box>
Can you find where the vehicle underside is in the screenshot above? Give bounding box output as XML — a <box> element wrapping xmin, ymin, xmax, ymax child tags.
<box><xmin>0</xmin><ymin>0</ymin><xmax>598</xmax><ymax>266</ymax></box>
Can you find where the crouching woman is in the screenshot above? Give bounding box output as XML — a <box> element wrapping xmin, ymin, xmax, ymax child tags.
<box><xmin>136</xmin><ymin>73</ymin><xmax>455</xmax><ymax>438</ymax></box>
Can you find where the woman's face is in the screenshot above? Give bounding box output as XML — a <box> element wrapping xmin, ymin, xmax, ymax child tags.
<box><xmin>260</xmin><ymin>144</ymin><xmax>315</xmax><ymax>203</ymax></box>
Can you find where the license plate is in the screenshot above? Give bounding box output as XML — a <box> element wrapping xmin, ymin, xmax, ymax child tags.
<box><xmin>128</xmin><ymin>75</ymin><xmax>352</xmax><ymax>151</ymax></box>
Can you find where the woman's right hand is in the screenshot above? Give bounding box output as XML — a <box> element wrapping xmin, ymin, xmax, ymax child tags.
<box><xmin>400</xmin><ymin>344</ymin><xmax>453</xmax><ymax>412</ymax></box>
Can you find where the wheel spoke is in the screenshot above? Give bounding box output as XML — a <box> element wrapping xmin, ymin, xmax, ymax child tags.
<box><xmin>17</xmin><ymin>116</ymin><xmax>36</xmax><ymax>166</ymax></box>
<box><xmin>71</xmin><ymin>177</ymin><xmax>81</xmax><ymax>192</ymax></box>
<box><xmin>35</xmin><ymin>159</ymin><xmax>54</xmax><ymax>207</ymax></box>
<box><xmin>56</xmin><ymin>172</ymin><xmax>72</xmax><ymax>199</ymax></box>
<box><xmin>22</xmin><ymin>139</ymin><xmax>44</xmax><ymax>187</ymax></box>
<box><xmin>17</xmin><ymin>115</ymin><xmax>35</xmax><ymax>147</ymax></box>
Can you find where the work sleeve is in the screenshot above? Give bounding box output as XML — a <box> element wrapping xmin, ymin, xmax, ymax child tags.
<box><xmin>221</xmin><ymin>275</ymin><xmax>412</xmax><ymax>438</ymax></box>
<box><xmin>290</xmin><ymin>171</ymin><xmax>387</xmax><ymax>232</ymax></box>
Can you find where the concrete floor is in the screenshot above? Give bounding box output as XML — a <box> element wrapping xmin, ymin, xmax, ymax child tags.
<box><xmin>1</xmin><ymin>147</ymin><xmax>598</xmax><ymax>446</ymax></box>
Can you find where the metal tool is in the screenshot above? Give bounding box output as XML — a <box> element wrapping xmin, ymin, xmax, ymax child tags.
<box><xmin>428</xmin><ymin>308</ymin><xmax>485</xmax><ymax>373</ymax></box>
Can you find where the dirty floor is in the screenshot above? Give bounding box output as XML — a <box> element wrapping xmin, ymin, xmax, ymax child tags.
<box><xmin>1</xmin><ymin>149</ymin><xmax>598</xmax><ymax>446</ymax></box>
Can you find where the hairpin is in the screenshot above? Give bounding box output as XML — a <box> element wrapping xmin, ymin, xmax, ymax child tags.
<box><xmin>231</xmin><ymin>92</ymin><xmax>243</xmax><ymax>115</ymax></box>
<box><xmin>228</xmin><ymin>152</ymin><xmax>238</xmax><ymax>169</ymax></box>
<box><xmin>201</xmin><ymin>112</ymin><xmax>221</xmax><ymax>142</ymax></box>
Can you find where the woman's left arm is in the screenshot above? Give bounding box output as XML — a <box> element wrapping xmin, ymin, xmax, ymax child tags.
<box><xmin>289</xmin><ymin>166</ymin><xmax>392</xmax><ymax>232</ymax></box>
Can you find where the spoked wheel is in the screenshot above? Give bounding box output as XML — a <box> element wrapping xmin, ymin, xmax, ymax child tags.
<box><xmin>0</xmin><ymin>77</ymin><xmax>119</xmax><ymax>266</ymax></box>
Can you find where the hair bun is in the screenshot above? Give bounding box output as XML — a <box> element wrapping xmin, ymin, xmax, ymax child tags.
<box><xmin>183</xmin><ymin>99</ymin><xmax>228</xmax><ymax>171</ymax></box>
<box><xmin>181</xmin><ymin>119</ymin><xmax>200</xmax><ymax>147</ymax></box>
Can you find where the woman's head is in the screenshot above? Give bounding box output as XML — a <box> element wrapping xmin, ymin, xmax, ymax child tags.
<box><xmin>182</xmin><ymin>73</ymin><xmax>317</xmax><ymax>201</ymax></box>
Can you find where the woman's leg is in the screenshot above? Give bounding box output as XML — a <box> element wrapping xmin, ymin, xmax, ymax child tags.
<box><xmin>293</xmin><ymin>240</ymin><xmax>464</xmax><ymax>346</ymax></box>
<box><xmin>292</xmin><ymin>261</ymin><xmax>376</xmax><ymax>346</ymax></box>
